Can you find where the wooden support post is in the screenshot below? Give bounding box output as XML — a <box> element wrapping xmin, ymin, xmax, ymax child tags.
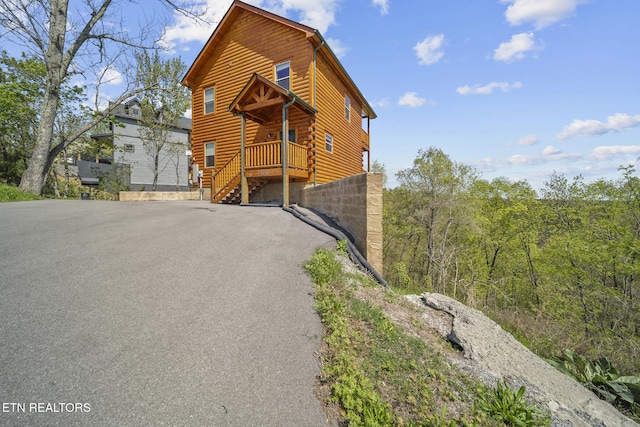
<box><xmin>367</xmin><ymin>116</ymin><xmax>371</xmax><ymax>172</ymax></box>
<box><xmin>241</xmin><ymin>112</ymin><xmax>249</xmax><ymax>205</ymax></box>
<box><xmin>282</xmin><ymin>99</ymin><xmax>294</xmax><ymax>207</ymax></box>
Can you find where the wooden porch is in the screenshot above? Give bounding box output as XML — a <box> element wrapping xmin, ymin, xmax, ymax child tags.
<box><xmin>210</xmin><ymin>72</ymin><xmax>317</xmax><ymax>205</ymax></box>
<box><xmin>211</xmin><ymin>140</ymin><xmax>311</xmax><ymax>204</ymax></box>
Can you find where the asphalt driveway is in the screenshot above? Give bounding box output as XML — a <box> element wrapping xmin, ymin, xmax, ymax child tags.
<box><xmin>0</xmin><ymin>200</ymin><xmax>335</xmax><ymax>426</ymax></box>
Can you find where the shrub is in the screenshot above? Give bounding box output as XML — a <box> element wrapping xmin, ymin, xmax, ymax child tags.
<box><xmin>0</xmin><ymin>183</ymin><xmax>41</xmax><ymax>202</ymax></box>
<box><xmin>548</xmin><ymin>349</ymin><xmax>640</xmax><ymax>420</ymax></box>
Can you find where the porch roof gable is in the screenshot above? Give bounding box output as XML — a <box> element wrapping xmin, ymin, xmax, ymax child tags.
<box><xmin>228</xmin><ymin>73</ymin><xmax>317</xmax><ymax>124</ymax></box>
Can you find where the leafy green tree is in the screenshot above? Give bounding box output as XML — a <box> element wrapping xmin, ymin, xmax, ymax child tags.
<box><xmin>468</xmin><ymin>177</ymin><xmax>540</xmax><ymax>310</ymax></box>
<box><xmin>371</xmin><ymin>159</ymin><xmax>388</xmax><ymax>187</ymax></box>
<box><xmin>135</xmin><ymin>51</ymin><xmax>190</xmax><ymax>191</ymax></box>
<box><xmin>393</xmin><ymin>147</ymin><xmax>478</xmax><ymax>294</ymax></box>
<box><xmin>539</xmin><ymin>172</ymin><xmax>640</xmax><ymax>372</ymax></box>
<box><xmin>0</xmin><ymin>0</ymin><xmax>199</xmax><ymax>195</ymax></box>
<box><xmin>0</xmin><ymin>51</ymin><xmax>44</xmax><ymax>184</ymax></box>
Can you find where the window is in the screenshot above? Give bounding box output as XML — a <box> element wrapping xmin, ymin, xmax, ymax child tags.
<box><xmin>130</xmin><ymin>107</ymin><xmax>140</xmax><ymax>117</ymax></box>
<box><xmin>275</xmin><ymin>61</ymin><xmax>290</xmax><ymax>90</ymax></box>
<box><xmin>279</xmin><ymin>129</ymin><xmax>297</xmax><ymax>142</ymax></box>
<box><xmin>345</xmin><ymin>95</ymin><xmax>350</xmax><ymax>122</ymax></box>
<box><xmin>205</xmin><ymin>142</ymin><xmax>215</xmax><ymax>168</ymax></box>
<box><xmin>325</xmin><ymin>133</ymin><xmax>333</xmax><ymax>153</ymax></box>
<box><xmin>204</xmin><ymin>87</ymin><xmax>214</xmax><ymax>114</ymax></box>
<box><xmin>123</xmin><ymin>144</ymin><xmax>135</xmax><ymax>153</ymax></box>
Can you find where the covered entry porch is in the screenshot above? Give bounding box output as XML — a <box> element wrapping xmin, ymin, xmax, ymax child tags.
<box><xmin>211</xmin><ymin>73</ymin><xmax>317</xmax><ymax>205</ymax></box>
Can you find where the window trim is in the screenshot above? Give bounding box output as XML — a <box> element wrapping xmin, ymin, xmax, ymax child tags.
<box><xmin>204</xmin><ymin>87</ymin><xmax>215</xmax><ymax>115</ymax></box>
<box><xmin>204</xmin><ymin>142</ymin><xmax>215</xmax><ymax>168</ymax></box>
<box><xmin>275</xmin><ymin>61</ymin><xmax>291</xmax><ymax>91</ymax></box>
<box><xmin>325</xmin><ymin>132</ymin><xmax>333</xmax><ymax>153</ymax></box>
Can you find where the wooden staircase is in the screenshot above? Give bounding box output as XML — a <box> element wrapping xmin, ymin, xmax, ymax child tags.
<box><xmin>210</xmin><ymin>140</ymin><xmax>312</xmax><ymax>204</ymax></box>
<box><xmin>210</xmin><ymin>151</ymin><xmax>269</xmax><ymax>204</ymax></box>
<box><xmin>211</xmin><ymin>152</ymin><xmax>241</xmax><ymax>204</ymax></box>
<box><xmin>216</xmin><ymin>178</ymin><xmax>268</xmax><ymax>204</ymax></box>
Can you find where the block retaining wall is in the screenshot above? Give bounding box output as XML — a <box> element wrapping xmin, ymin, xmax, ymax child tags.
<box><xmin>300</xmin><ymin>173</ymin><xmax>383</xmax><ymax>275</ymax></box>
<box><xmin>119</xmin><ymin>189</ymin><xmax>209</xmax><ymax>201</ymax></box>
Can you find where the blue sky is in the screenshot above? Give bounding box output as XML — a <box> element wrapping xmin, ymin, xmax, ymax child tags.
<box><xmin>160</xmin><ymin>0</ymin><xmax>639</xmax><ymax>190</ymax></box>
<box><xmin>5</xmin><ymin>0</ymin><xmax>638</xmax><ymax>190</ymax></box>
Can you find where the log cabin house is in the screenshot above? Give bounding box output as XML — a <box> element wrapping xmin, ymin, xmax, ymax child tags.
<box><xmin>181</xmin><ymin>0</ymin><xmax>376</xmax><ymax>205</ymax></box>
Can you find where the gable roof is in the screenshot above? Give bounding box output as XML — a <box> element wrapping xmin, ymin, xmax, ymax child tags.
<box><xmin>181</xmin><ymin>0</ymin><xmax>376</xmax><ymax>119</ymax></box>
<box><xmin>107</xmin><ymin>99</ymin><xmax>192</xmax><ymax>130</ymax></box>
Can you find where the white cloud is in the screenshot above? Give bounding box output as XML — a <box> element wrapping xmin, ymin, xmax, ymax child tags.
<box><xmin>414</xmin><ymin>34</ymin><xmax>445</xmax><ymax>66</ymax></box>
<box><xmin>325</xmin><ymin>37</ymin><xmax>349</xmax><ymax>59</ymax></box>
<box><xmin>398</xmin><ymin>92</ymin><xmax>426</xmax><ymax>108</ymax></box>
<box><xmin>98</xmin><ymin>66</ymin><xmax>122</xmax><ymax>85</ymax></box>
<box><xmin>472</xmin><ymin>151</ymin><xmax>581</xmax><ymax>172</ymax></box>
<box><xmin>161</xmin><ymin>1</ymin><xmax>231</xmax><ymax>52</ymax></box>
<box><xmin>372</xmin><ymin>0</ymin><xmax>389</xmax><ymax>15</ymax></box>
<box><xmin>456</xmin><ymin>81</ymin><xmax>522</xmax><ymax>95</ymax></box>
<box><xmin>543</xmin><ymin>145</ymin><xmax>560</xmax><ymax>155</ymax></box>
<box><xmin>556</xmin><ymin>113</ymin><xmax>640</xmax><ymax>140</ymax></box>
<box><xmin>371</xmin><ymin>98</ymin><xmax>390</xmax><ymax>108</ymax></box>
<box><xmin>161</xmin><ymin>0</ymin><xmax>341</xmax><ymax>52</ymax></box>
<box><xmin>591</xmin><ymin>146</ymin><xmax>640</xmax><ymax>161</ymax></box>
<box><xmin>494</xmin><ymin>32</ymin><xmax>541</xmax><ymax>62</ymax></box>
<box><xmin>501</xmin><ymin>0</ymin><xmax>584</xmax><ymax>29</ymax></box>
<box><xmin>269</xmin><ymin>0</ymin><xmax>340</xmax><ymax>34</ymax></box>
<box><xmin>515</xmin><ymin>134</ymin><xmax>540</xmax><ymax>146</ymax></box>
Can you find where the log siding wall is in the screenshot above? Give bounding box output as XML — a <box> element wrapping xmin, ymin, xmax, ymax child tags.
<box><xmin>314</xmin><ymin>51</ymin><xmax>366</xmax><ymax>183</ymax></box>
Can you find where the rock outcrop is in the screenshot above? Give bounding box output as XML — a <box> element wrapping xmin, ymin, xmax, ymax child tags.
<box><xmin>405</xmin><ymin>293</ymin><xmax>638</xmax><ymax>427</ymax></box>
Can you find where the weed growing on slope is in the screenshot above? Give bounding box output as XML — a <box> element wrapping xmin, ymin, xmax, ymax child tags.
<box><xmin>305</xmin><ymin>247</ymin><xmax>551</xmax><ymax>426</ymax></box>
<box><xmin>547</xmin><ymin>350</ymin><xmax>640</xmax><ymax>422</ymax></box>
<box><xmin>477</xmin><ymin>381</ymin><xmax>549</xmax><ymax>426</ymax></box>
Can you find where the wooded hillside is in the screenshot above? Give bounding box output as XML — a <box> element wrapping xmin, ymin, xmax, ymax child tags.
<box><xmin>382</xmin><ymin>147</ymin><xmax>640</xmax><ymax>376</ymax></box>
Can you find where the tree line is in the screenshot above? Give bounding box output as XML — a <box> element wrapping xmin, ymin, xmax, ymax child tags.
<box><xmin>0</xmin><ymin>0</ymin><xmax>197</xmax><ymax>195</ymax></box>
<box><xmin>0</xmin><ymin>48</ymin><xmax>190</xmax><ymax>194</ymax></box>
<box><xmin>380</xmin><ymin>148</ymin><xmax>640</xmax><ymax>375</ymax></box>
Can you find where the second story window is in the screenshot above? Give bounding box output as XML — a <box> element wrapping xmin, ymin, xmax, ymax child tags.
<box><xmin>204</xmin><ymin>87</ymin><xmax>214</xmax><ymax>114</ymax></box>
<box><xmin>345</xmin><ymin>95</ymin><xmax>351</xmax><ymax>122</ymax></box>
<box><xmin>275</xmin><ymin>61</ymin><xmax>290</xmax><ymax>91</ymax></box>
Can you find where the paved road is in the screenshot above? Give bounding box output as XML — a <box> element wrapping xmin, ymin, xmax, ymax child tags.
<box><xmin>0</xmin><ymin>200</ymin><xmax>335</xmax><ymax>426</ymax></box>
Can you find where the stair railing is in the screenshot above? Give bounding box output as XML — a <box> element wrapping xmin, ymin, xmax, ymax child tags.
<box><xmin>211</xmin><ymin>152</ymin><xmax>241</xmax><ymax>202</ymax></box>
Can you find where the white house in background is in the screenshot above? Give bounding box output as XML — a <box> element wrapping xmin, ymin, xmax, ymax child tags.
<box><xmin>87</xmin><ymin>99</ymin><xmax>192</xmax><ymax>191</ymax></box>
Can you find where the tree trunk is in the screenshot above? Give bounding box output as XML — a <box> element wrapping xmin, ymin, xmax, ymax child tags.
<box><xmin>18</xmin><ymin>0</ymin><xmax>68</xmax><ymax>195</ymax></box>
<box><xmin>50</xmin><ymin>168</ymin><xmax>60</xmax><ymax>197</ymax></box>
<box><xmin>153</xmin><ymin>149</ymin><xmax>159</xmax><ymax>191</ymax></box>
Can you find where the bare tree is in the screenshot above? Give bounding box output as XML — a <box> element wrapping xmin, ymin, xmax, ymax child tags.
<box><xmin>0</xmin><ymin>0</ymin><xmax>199</xmax><ymax>195</ymax></box>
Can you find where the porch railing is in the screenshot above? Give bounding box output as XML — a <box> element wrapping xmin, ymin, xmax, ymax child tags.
<box><xmin>211</xmin><ymin>140</ymin><xmax>309</xmax><ymax>202</ymax></box>
<box><xmin>245</xmin><ymin>141</ymin><xmax>307</xmax><ymax>171</ymax></box>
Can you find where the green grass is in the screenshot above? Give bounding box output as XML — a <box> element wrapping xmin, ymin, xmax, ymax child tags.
<box><xmin>304</xmin><ymin>247</ymin><xmax>551</xmax><ymax>426</ymax></box>
<box><xmin>0</xmin><ymin>183</ymin><xmax>41</xmax><ymax>202</ymax></box>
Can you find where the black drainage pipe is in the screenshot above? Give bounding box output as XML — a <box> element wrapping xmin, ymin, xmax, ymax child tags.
<box><xmin>283</xmin><ymin>205</ymin><xmax>388</xmax><ymax>287</ymax></box>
